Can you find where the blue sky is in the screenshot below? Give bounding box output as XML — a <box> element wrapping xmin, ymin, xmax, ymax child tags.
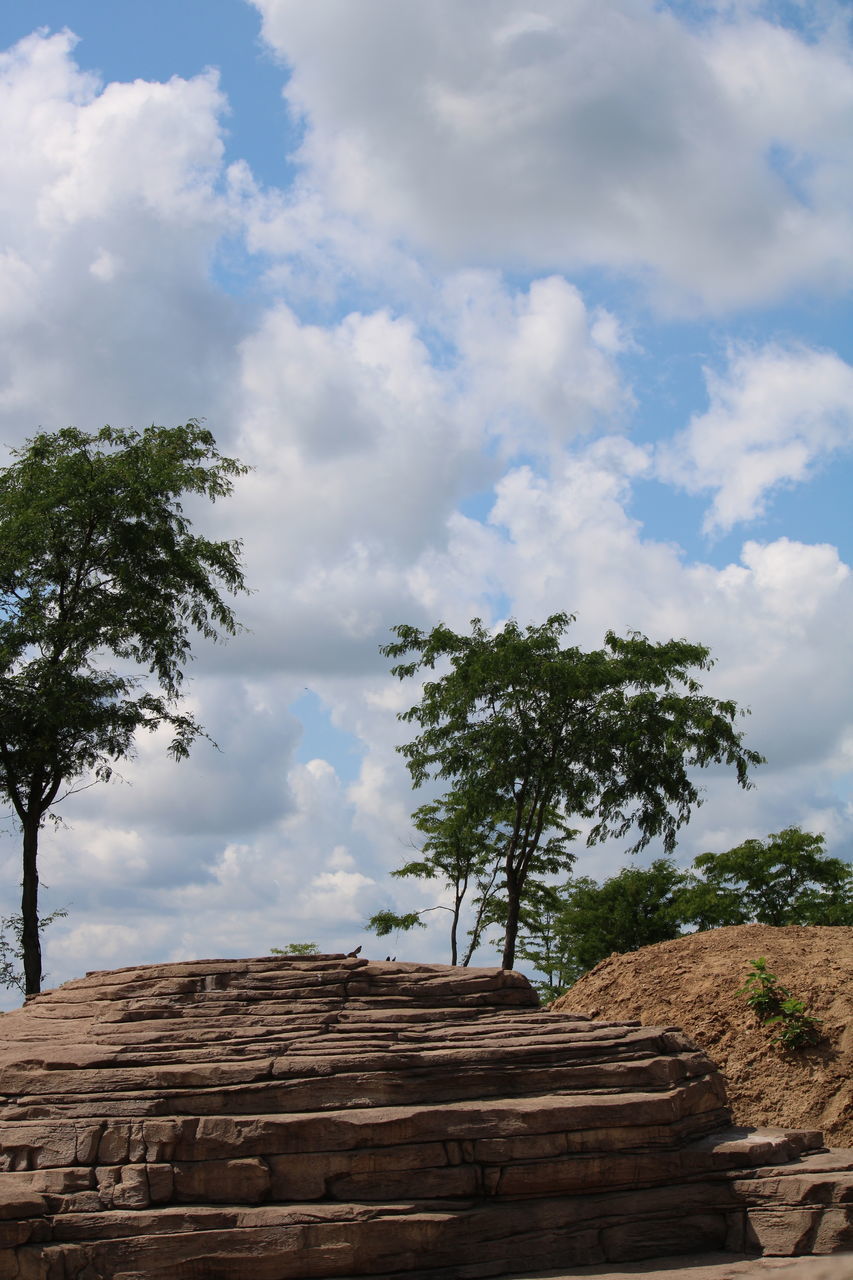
<box><xmin>0</xmin><ymin>0</ymin><xmax>851</xmax><ymax>999</ymax></box>
<box><xmin>0</xmin><ymin>1</ymin><xmax>295</xmax><ymax>175</ymax></box>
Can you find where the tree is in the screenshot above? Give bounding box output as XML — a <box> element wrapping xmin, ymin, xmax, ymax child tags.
<box><xmin>554</xmin><ymin>859</ymin><xmax>692</xmax><ymax>979</ymax></box>
<box><xmin>367</xmin><ymin>794</ymin><xmax>506</xmax><ymax>965</ymax></box>
<box><xmin>382</xmin><ymin>613</ymin><xmax>762</xmax><ymax>970</ymax></box>
<box><xmin>511</xmin><ymin>829</ymin><xmax>853</xmax><ymax>997</ymax></box>
<box><xmin>0</xmin><ymin>907</ymin><xmax>67</xmax><ymax>995</ymax></box>
<box><xmin>511</xmin><ymin>879</ymin><xmax>582</xmax><ymax>1001</ymax></box>
<box><xmin>0</xmin><ymin>422</ymin><xmax>248</xmax><ymax>995</ymax></box>
<box><xmin>369</xmin><ymin>794</ymin><xmax>575</xmax><ymax>965</ymax></box>
<box><xmin>689</xmin><ymin>827</ymin><xmax>853</xmax><ymax>927</ymax></box>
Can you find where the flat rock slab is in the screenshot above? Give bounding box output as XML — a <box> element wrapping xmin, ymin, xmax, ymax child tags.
<box><xmin>506</xmin><ymin>1252</ymin><xmax>853</xmax><ymax>1278</ymax></box>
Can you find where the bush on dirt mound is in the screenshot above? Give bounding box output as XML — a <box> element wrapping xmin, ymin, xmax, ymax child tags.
<box><xmin>552</xmin><ymin>923</ymin><xmax>853</xmax><ymax>1147</ymax></box>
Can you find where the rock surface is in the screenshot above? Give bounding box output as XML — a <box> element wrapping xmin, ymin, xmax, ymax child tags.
<box><xmin>507</xmin><ymin>1253</ymin><xmax>853</xmax><ymax>1278</ymax></box>
<box><xmin>0</xmin><ymin>955</ymin><xmax>851</xmax><ymax>1279</ymax></box>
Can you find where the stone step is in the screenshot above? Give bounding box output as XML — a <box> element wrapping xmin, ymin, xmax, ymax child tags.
<box><xmin>2</xmin><ymin>1062</ymin><xmax>726</xmax><ymax>1129</ymax></box>
<box><xmin>27</xmin><ymin>958</ymin><xmax>537</xmax><ymax>1006</ymax></box>
<box><xmin>38</xmin><ymin>1026</ymin><xmax>692</xmax><ymax>1064</ymax></box>
<box><xmin>1</xmin><ymin>1084</ymin><xmax>731</xmax><ymax>1174</ymax></box>
<box><xmin>7</xmin><ymin>1169</ymin><xmax>853</xmax><ymax>1280</ymax></box>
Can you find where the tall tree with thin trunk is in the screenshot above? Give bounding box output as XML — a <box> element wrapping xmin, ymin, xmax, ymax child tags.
<box><xmin>382</xmin><ymin>613</ymin><xmax>763</xmax><ymax>971</ymax></box>
<box><xmin>368</xmin><ymin>792</ymin><xmax>575</xmax><ymax>966</ymax></box>
<box><xmin>0</xmin><ymin>422</ymin><xmax>248</xmax><ymax>996</ymax></box>
<box><xmin>367</xmin><ymin>795</ymin><xmax>504</xmax><ymax>965</ymax></box>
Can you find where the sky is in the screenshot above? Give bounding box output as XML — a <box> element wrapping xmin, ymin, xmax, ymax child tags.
<box><xmin>0</xmin><ymin>0</ymin><xmax>851</xmax><ymax>1004</ymax></box>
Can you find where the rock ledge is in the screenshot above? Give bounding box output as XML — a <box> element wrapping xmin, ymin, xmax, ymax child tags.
<box><xmin>0</xmin><ymin>955</ymin><xmax>851</xmax><ymax>1278</ymax></box>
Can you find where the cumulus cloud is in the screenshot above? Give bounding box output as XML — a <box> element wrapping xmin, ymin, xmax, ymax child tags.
<box><xmin>0</xmin><ymin>12</ymin><xmax>851</xmax><ymax>1002</ymax></box>
<box><xmin>397</xmin><ymin>438</ymin><xmax>853</xmax><ymax>800</ymax></box>
<box><xmin>234</xmin><ymin>303</ymin><xmax>474</xmax><ymax>564</ymax></box>
<box><xmin>442</xmin><ymin>273</ymin><xmax>632</xmax><ymax>454</ymax></box>
<box><xmin>0</xmin><ymin>30</ymin><xmax>244</xmax><ymax>445</ymax></box>
<box><xmin>220</xmin><ymin>271</ymin><xmax>628</xmax><ymax>680</ymax></box>
<box><xmin>251</xmin><ymin>0</ymin><xmax>853</xmax><ymax>307</ymax></box>
<box><xmin>658</xmin><ymin>343</ymin><xmax>853</xmax><ymax>532</ymax></box>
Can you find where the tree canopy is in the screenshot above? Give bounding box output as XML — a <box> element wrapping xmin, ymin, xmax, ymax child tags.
<box><xmin>0</xmin><ymin>422</ymin><xmax>248</xmax><ymax>994</ymax></box>
<box><xmin>514</xmin><ymin>825</ymin><xmax>852</xmax><ymax>998</ymax></box>
<box><xmin>381</xmin><ymin>613</ymin><xmax>762</xmax><ymax>969</ymax></box>
<box><xmin>552</xmin><ymin>859</ymin><xmax>692</xmax><ymax>978</ymax></box>
<box><xmin>688</xmin><ymin>827</ymin><xmax>853</xmax><ymax>927</ymax></box>
<box><xmin>367</xmin><ymin>795</ymin><xmax>507</xmax><ymax>965</ymax></box>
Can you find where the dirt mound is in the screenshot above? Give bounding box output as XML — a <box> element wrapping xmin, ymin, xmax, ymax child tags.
<box><xmin>552</xmin><ymin>924</ymin><xmax>853</xmax><ymax>1148</ymax></box>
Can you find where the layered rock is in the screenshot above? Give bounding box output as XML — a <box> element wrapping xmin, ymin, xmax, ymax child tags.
<box><xmin>0</xmin><ymin>955</ymin><xmax>851</xmax><ymax>1279</ymax></box>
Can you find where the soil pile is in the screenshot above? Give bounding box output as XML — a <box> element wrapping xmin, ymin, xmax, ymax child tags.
<box><xmin>552</xmin><ymin>924</ymin><xmax>853</xmax><ymax>1148</ymax></box>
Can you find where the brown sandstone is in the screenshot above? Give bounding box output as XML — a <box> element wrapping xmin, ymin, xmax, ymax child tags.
<box><xmin>0</xmin><ymin>954</ymin><xmax>850</xmax><ymax>1279</ymax></box>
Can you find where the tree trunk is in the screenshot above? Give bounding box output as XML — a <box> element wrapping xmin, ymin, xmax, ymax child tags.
<box><xmin>21</xmin><ymin>813</ymin><xmax>42</xmax><ymax>997</ymax></box>
<box><xmin>501</xmin><ymin>869</ymin><xmax>521</xmax><ymax>971</ymax></box>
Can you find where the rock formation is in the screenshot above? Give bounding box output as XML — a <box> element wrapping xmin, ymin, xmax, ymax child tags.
<box><xmin>1</xmin><ymin>954</ymin><xmax>851</xmax><ymax>1279</ymax></box>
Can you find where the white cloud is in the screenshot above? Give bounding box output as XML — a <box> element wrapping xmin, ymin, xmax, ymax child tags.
<box><xmin>298</xmin><ymin>869</ymin><xmax>377</xmax><ymax>923</ymax></box>
<box><xmin>39</xmin><ymin>677</ymin><xmax>303</xmax><ymax>850</ymax></box>
<box><xmin>736</xmin><ymin>536</ymin><xmax>850</xmax><ymax>622</ymax></box>
<box><xmin>0</xmin><ymin>14</ymin><xmax>851</xmax><ymax>1004</ymax></box>
<box><xmin>395</xmin><ymin>439</ymin><xmax>853</xmax><ymax>809</ymax></box>
<box><xmin>222</xmin><ymin>271</ymin><xmax>628</xmax><ymax>680</ymax></box>
<box><xmin>48</xmin><ymin>920</ymin><xmax>174</xmax><ymax>977</ymax></box>
<box><xmin>234</xmin><ymin>303</ymin><xmax>474</xmax><ymax>563</ymax></box>
<box><xmin>251</xmin><ymin>0</ymin><xmax>853</xmax><ymax>307</ymax></box>
<box><xmin>443</xmin><ymin>273</ymin><xmax>631</xmax><ymax>455</ymax></box>
<box><xmin>0</xmin><ymin>30</ymin><xmax>243</xmax><ymax>442</ymax></box>
<box><xmin>234</xmin><ymin>272</ymin><xmax>625</xmax><ymax>550</ymax></box>
<box><xmin>657</xmin><ymin>343</ymin><xmax>853</xmax><ymax>532</ymax></box>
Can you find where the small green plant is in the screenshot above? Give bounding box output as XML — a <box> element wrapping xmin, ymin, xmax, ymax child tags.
<box><xmin>270</xmin><ymin>942</ymin><xmax>319</xmax><ymax>956</ymax></box>
<box><xmin>737</xmin><ymin>957</ymin><xmax>822</xmax><ymax>1051</ymax></box>
<box><xmin>766</xmin><ymin>997</ymin><xmax>823</xmax><ymax>1050</ymax></box>
<box><xmin>736</xmin><ymin>957</ymin><xmax>789</xmax><ymax>1017</ymax></box>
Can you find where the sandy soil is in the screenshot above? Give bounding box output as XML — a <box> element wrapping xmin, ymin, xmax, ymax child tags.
<box><xmin>552</xmin><ymin>925</ymin><xmax>853</xmax><ymax>1148</ymax></box>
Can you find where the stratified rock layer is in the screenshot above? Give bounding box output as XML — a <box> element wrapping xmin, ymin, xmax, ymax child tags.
<box><xmin>1</xmin><ymin>955</ymin><xmax>851</xmax><ymax>1279</ymax></box>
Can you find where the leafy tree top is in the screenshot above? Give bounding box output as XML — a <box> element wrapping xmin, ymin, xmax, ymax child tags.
<box><xmin>382</xmin><ymin>612</ymin><xmax>763</xmax><ymax>856</ymax></box>
<box><xmin>692</xmin><ymin>826</ymin><xmax>853</xmax><ymax>927</ymax></box>
<box><xmin>0</xmin><ymin>421</ymin><xmax>250</xmax><ymax>793</ymax></box>
<box><xmin>0</xmin><ymin>422</ymin><xmax>248</xmax><ymax>696</ymax></box>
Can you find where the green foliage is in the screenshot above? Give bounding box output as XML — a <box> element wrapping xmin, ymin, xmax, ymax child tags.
<box><xmin>388</xmin><ymin>795</ymin><xmax>508</xmax><ymax>965</ymax></box>
<box><xmin>516</xmin><ymin>826</ymin><xmax>852</xmax><ymax>999</ymax></box>
<box><xmin>507</xmin><ymin>824</ymin><xmax>851</xmax><ymax>999</ymax></box>
<box><xmin>366</xmin><ymin>909</ymin><xmax>428</xmax><ymax>937</ymax></box>
<box><xmin>382</xmin><ymin>613</ymin><xmax>761</xmax><ymax>969</ymax></box>
<box><xmin>368</xmin><ymin>791</ymin><xmax>576</xmax><ymax>966</ymax></box>
<box><xmin>511</xmin><ymin>880</ymin><xmax>582</xmax><ymax>1001</ymax></box>
<box><xmin>558</xmin><ymin>859</ymin><xmax>693</xmax><ymax>975</ymax></box>
<box><xmin>270</xmin><ymin>942</ymin><xmax>319</xmax><ymax>956</ymax></box>
<box><xmin>510</xmin><ymin>859</ymin><xmax>692</xmax><ymax>998</ymax></box>
<box><xmin>735</xmin><ymin>956</ymin><xmax>787</xmax><ymax>1018</ymax></box>
<box><xmin>0</xmin><ymin>422</ymin><xmax>248</xmax><ymax>994</ymax></box>
<box><xmin>0</xmin><ymin>907</ymin><xmax>68</xmax><ymax>995</ymax></box>
<box><xmin>692</xmin><ymin>828</ymin><xmax>853</xmax><ymax>926</ymax></box>
<box><xmin>736</xmin><ymin>957</ymin><xmax>823</xmax><ymax>1051</ymax></box>
<box><xmin>766</xmin><ymin>999</ymin><xmax>824</xmax><ymax>1050</ymax></box>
